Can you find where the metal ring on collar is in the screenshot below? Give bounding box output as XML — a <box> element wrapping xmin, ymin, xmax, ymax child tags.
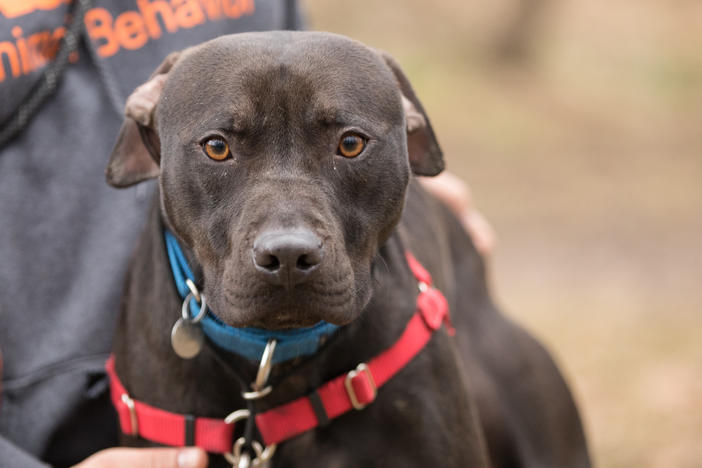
<box><xmin>242</xmin><ymin>385</ymin><xmax>273</xmax><ymax>400</ymax></box>
<box><xmin>185</xmin><ymin>278</ymin><xmax>201</xmax><ymax>303</ymax></box>
<box><xmin>242</xmin><ymin>339</ymin><xmax>276</xmax><ymax>400</ymax></box>
<box><xmin>254</xmin><ymin>339</ymin><xmax>276</xmax><ymax>391</ymax></box>
<box><xmin>181</xmin><ymin>292</ymin><xmax>207</xmax><ymax>323</ymax></box>
<box><xmin>224</xmin><ymin>408</ymin><xmax>250</xmax><ymax>425</ymax></box>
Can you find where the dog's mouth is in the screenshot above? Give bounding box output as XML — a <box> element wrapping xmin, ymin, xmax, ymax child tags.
<box><xmin>244</xmin><ymin>314</ymin><xmax>321</xmax><ymax>331</ymax></box>
<box><xmin>207</xmin><ymin>279</ymin><xmax>361</xmax><ymax>331</ymax></box>
<box><xmin>200</xmin><ymin>226</ymin><xmax>371</xmax><ymax>331</ymax></box>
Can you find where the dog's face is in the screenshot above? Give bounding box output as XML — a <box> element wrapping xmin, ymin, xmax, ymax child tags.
<box><xmin>107</xmin><ymin>32</ymin><xmax>442</xmax><ymax>329</ymax></box>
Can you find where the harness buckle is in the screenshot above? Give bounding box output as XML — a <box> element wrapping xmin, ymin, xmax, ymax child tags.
<box><xmin>120</xmin><ymin>393</ymin><xmax>138</xmax><ymax>436</ymax></box>
<box><xmin>344</xmin><ymin>363</ymin><xmax>377</xmax><ymax>410</ymax></box>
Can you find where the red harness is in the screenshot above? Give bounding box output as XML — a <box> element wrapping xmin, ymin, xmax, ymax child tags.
<box><xmin>107</xmin><ymin>252</ymin><xmax>452</xmax><ymax>453</ymax></box>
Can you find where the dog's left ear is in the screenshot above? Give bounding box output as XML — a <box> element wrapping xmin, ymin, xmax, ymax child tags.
<box><xmin>106</xmin><ymin>51</ymin><xmax>181</xmax><ymax>188</ymax></box>
<box><xmin>380</xmin><ymin>52</ymin><xmax>444</xmax><ymax>176</ymax></box>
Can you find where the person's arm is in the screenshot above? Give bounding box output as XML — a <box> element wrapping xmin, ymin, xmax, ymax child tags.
<box><xmin>419</xmin><ymin>172</ymin><xmax>496</xmax><ymax>255</ymax></box>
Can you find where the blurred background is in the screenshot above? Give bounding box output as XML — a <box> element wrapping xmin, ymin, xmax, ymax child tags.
<box><xmin>305</xmin><ymin>1</ymin><xmax>702</xmax><ymax>467</ymax></box>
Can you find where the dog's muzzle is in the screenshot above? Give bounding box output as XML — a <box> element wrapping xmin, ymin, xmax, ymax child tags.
<box><xmin>252</xmin><ymin>228</ymin><xmax>323</xmax><ymax>289</ymax></box>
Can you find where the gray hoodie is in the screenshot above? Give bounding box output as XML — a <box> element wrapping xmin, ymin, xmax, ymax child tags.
<box><xmin>0</xmin><ymin>1</ymin><xmax>300</xmax><ymax>466</ymax></box>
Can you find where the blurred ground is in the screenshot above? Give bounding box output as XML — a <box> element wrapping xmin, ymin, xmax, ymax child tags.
<box><xmin>304</xmin><ymin>1</ymin><xmax>702</xmax><ymax>467</ymax></box>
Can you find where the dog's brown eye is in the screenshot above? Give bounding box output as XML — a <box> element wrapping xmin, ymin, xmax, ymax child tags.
<box><xmin>203</xmin><ymin>138</ymin><xmax>230</xmax><ymax>161</ymax></box>
<box><xmin>337</xmin><ymin>133</ymin><xmax>366</xmax><ymax>158</ymax></box>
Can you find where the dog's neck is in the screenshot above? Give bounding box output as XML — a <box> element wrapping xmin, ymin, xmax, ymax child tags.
<box><xmin>113</xmin><ymin>192</ymin><xmax>420</xmax><ymax>415</ymax></box>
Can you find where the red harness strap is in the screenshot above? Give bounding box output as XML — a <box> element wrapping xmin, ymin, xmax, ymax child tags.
<box><xmin>106</xmin><ymin>356</ymin><xmax>236</xmax><ymax>453</ymax></box>
<box><xmin>107</xmin><ymin>252</ymin><xmax>451</xmax><ymax>452</ymax></box>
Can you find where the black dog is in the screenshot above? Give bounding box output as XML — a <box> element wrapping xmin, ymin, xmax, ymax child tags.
<box><xmin>106</xmin><ymin>31</ymin><xmax>591</xmax><ymax>467</ymax></box>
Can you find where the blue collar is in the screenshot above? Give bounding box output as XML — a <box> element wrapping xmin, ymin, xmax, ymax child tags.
<box><xmin>164</xmin><ymin>230</ymin><xmax>339</xmax><ymax>364</ymax></box>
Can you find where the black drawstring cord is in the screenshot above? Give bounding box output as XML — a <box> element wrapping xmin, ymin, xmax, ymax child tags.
<box><xmin>82</xmin><ymin>14</ymin><xmax>125</xmax><ymax>118</ymax></box>
<box><xmin>0</xmin><ymin>0</ymin><xmax>298</xmax><ymax>149</ymax></box>
<box><xmin>244</xmin><ymin>399</ymin><xmax>257</xmax><ymax>446</ymax></box>
<box><xmin>206</xmin><ymin>344</ymin><xmax>271</xmax><ymax>459</ymax></box>
<box><xmin>284</xmin><ymin>0</ymin><xmax>297</xmax><ymax>30</ymax></box>
<box><xmin>0</xmin><ymin>0</ymin><xmax>93</xmax><ymax>148</ymax></box>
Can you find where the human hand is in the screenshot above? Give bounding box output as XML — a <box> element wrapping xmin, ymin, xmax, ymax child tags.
<box><xmin>72</xmin><ymin>447</ymin><xmax>207</xmax><ymax>468</ymax></box>
<box><xmin>418</xmin><ymin>172</ymin><xmax>496</xmax><ymax>256</ymax></box>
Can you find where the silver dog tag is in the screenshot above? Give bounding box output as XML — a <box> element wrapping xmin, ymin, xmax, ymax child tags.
<box><xmin>171</xmin><ymin>318</ymin><xmax>204</xmax><ymax>359</ymax></box>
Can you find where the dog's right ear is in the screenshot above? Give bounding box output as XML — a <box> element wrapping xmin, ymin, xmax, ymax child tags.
<box><xmin>378</xmin><ymin>51</ymin><xmax>445</xmax><ymax>177</ymax></box>
<box><xmin>106</xmin><ymin>51</ymin><xmax>180</xmax><ymax>188</ymax></box>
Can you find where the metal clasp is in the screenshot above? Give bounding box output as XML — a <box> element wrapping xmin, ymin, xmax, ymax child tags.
<box><xmin>223</xmin><ymin>409</ymin><xmax>276</xmax><ymax>468</ymax></box>
<box><xmin>344</xmin><ymin>363</ymin><xmax>377</xmax><ymax>410</ymax></box>
<box><xmin>224</xmin><ymin>340</ymin><xmax>278</xmax><ymax>466</ymax></box>
<box><xmin>242</xmin><ymin>339</ymin><xmax>276</xmax><ymax>400</ymax></box>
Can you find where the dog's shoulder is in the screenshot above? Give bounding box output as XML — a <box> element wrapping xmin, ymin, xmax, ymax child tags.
<box><xmin>399</xmin><ymin>178</ymin><xmax>487</xmax><ymax>305</ymax></box>
<box><xmin>400</xmin><ymin>178</ymin><xmax>591</xmax><ymax>468</ymax></box>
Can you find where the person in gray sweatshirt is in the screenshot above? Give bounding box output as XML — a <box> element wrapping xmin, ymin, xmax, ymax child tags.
<box><xmin>0</xmin><ymin>2</ymin><xmax>303</xmax><ymax>466</ymax></box>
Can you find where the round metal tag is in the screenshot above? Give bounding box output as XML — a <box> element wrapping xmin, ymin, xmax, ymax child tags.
<box><xmin>171</xmin><ymin>318</ymin><xmax>204</xmax><ymax>359</ymax></box>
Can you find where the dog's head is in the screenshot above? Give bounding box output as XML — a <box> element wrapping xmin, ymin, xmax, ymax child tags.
<box><xmin>107</xmin><ymin>32</ymin><xmax>443</xmax><ymax>329</ymax></box>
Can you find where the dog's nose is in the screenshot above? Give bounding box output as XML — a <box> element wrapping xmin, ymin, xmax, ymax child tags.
<box><xmin>252</xmin><ymin>229</ymin><xmax>323</xmax><ymax>287</ymax></box>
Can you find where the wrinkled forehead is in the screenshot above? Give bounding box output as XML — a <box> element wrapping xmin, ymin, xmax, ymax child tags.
<box><xmin>158</xmin><ymin>32</ymin><xmax>403</xmax><ymax>131</ymax></box>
